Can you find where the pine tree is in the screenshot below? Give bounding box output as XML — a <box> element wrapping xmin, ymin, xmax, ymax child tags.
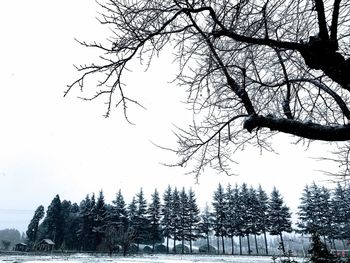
<box><xmin>147</xmin><ymin>188</ymin><xmax>162</xmax><ymax>252</ymax></box>
<box><xmin>44</xmin><ymin>194</ymin><xmax>64</xmax><ymax>249</ymax></box>
<box><xmin>256</xmin><ymin>185</ymin><xmax>270</xmax><ymax>255</ymax></box>
<box><xmin>131</xmin><ymin>188</ymin><xmax>150</xmax><ymax>250</ymax></box>
<box><xmin>26</xmin><ymin>205</ymin><xmax>45</xmax><ymax>248</ymax></box>
<box><xmin>128</xmin><ymin>196</ymin><xmax>138</xmax><ymax>226</ymax></box>
<box><xmin>268</xmin><ymin>187</ymin><xmax>292</xmax><ymax>254</ymax></box>
<box><xmin>248</xmin><ymin>186</ymin><xmax>260</xmax><ymax>255</ymax></box>
<box><xmin>161</xmin><ymin>185</ymin><xmax>173</xmax><ymax>253</ymax></box>
<box><xmin>240</xmin><ymin>183</ymin><xmax>252</xmax><ymax>255</ymax></box>
<box><xmin>319</xmin><ymin>186</ymin><xmax>334</xmax><ymax>244</ymax></box>
<box><xmin>187</xmin><ymin>188</ymin><xmax>201</xmax><ymax>254</ymax></box>
<box><xmin>179</xmin><ymin>187</ymin><xmax>189</xmax><ymax>254</ymax></box>
<box><xmin>297</xmin><ymin>184</ymin><xmax>314</xmax><ymax>235</ymax></box>
<box><xmin>171</xmin><ymin>187</ymin><xmax>182</xmax><ymax>253</ymax></box>
<box><xmin>225</xmin><ymin>184</ymin><xmax>236</xmax><ymax>255</ymax></box>
<box><xmin>342</xmin><ymin>184</ymin><xmax>350</xmax><ymax>241</ymax></box>
<box><xmin>199</xmin><ymin>204</ymin><xmax>213</xmax><ymax>254</ymax></box>
<box><xmin>92</xmin><ymin>190</ymin><xmax>107</xmax><ymax>250</ymax></box>
<box><xmin>78</xmin><ymin>194</ymin><xmax>95</xmax><ymax>251</ymax></box>
<box><xmin>331</xmin><ymin>183</ymin><xmax>349</xmax><ymax>242</ymax></box>
<box><xmin>212</xmin><ymin>184</ymin><xmax>227</xmax><ymax>254</ymax></box>
<box><xmin>61</xmin><ymin>202</ymin><xmax>80</xmax><ymax>250</ymax></box>
<box><xmin>298</xmin><ymin>183</ymin><xmax>335</xmax><ymax>247</ymax></box>
<box><xmin>308</xmin><ymin>233</ymin><xmax>337</xmax><ymax>263</ymax></box>
<box><xmin>112</xmin><ymin>189</ymin><xmax>128</xmax><ymax>228</ymax></box>
<box><xmin>232</xmin><ymin>183</ymin><xmax>244</xmax><ymax>255</ymax></box>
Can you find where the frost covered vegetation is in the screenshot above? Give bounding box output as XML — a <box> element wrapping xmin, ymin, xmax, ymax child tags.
<box><xmin>0</xmin><ymin>254</ymin><xmax>304</xmax><ymax>263</ymax></box>
<box><xmin>67</xmin><ymin>0</ymin><xmax>350</xmax><ymax>179</ymax></box>
<box><xmin>19</xmin><ymin>182</ymin><xmax>350</xmax><ymax>259</ymax></box>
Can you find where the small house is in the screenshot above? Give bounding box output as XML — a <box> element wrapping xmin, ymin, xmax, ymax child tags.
<box><xmin>37</xmin><ymin>239</ymin><xmax>55</xmax><ymax>251</ymax></box>
<box><xmin>14</xmin><ymin>243</ymin><xmax>27</xmax><ymax>251</ymax></box>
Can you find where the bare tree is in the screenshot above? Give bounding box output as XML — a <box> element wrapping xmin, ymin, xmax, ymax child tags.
<box><xmin>67</xmin><ymin>0</ymin><xmax>350</xmax><ymax>177</ymax></box>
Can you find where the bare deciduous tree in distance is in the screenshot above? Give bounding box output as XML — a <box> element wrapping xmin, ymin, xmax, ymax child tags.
<box><xmin>67</xmin><ymin>0</ymin><xmax>350</xmax><ymax>177</ymax></box>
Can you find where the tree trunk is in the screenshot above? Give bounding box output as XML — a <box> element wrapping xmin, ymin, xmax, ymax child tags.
<box><xmin>239</xmin><ymin>236</ymin><xmax>242</xmax><ymax>255</ymax></box>
<box><xmin>279</xmin><ymin>233</ymin><xmax>285</xmax><ymax>254</ymax></box>
<box><xmin>166</xmin><ymin>237</ymin><xmax>169</xmax><ymax>254</ymax></box>
<box><xmin>173</xmin><ymin>238</ymin><xmax>176</xmax><ymax>253</ymax></box>
<box><xmin>217</xmin><ymin>236</ymin><xmax>220</xmax><ymax>255</ymax></box>
<box><xmin>264</xmin><ymin>231</ymin><xmax>269</xmax><ymax>255</ymax></box>
<box><xmin>189</xmin><ymin>225</ymin><xmax>193</xmax><ymax>254</ymax></box>
<box><xmin>254</xmin><ymin>234</ymin><xmax>259</xmax><ymax>254</ymax></box>
<box><xmin>182</xmin><ymin>238</ymin><xmax>184</xmax><ymax>254</ymax></box>
<box><xmin>206</xmin><ymin>235</ymin><xmax>210</xmax><ymax>254</ymax></box>
<box><xmin>247</xmin><ymin>234</ymin><xmax>251</xmax><ymax>255</ymax></box>
<box><xmin>221</xmin><ymin>235</ymin><xmax>225</xmax><ymax>254</ymax></box>
<box><xmin>231</xmin><ymin>236</ymin><xmax>234</xmax><ymax>255</ymax></box>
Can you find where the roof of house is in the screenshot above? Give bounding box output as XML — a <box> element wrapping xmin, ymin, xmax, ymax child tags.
<box><xmin>40</xmin><ymin>239</ymin><xmax>55</xmax><ymax>245</ymax></box>
<box><xmin>15</xmin><ymin>243</ymin><xmax>27</xmax><ymax>246</ymax></box>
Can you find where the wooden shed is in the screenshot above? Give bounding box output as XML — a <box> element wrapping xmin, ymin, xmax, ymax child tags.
<box><xmin>37</xmin><ymin>239</ymin><xmax>55</xmax><ymax>251</ymax></box>
<box><xmin>14</xmin><ymin>242</ymin><xmax>27</xmax><ymax>251</ymax></box>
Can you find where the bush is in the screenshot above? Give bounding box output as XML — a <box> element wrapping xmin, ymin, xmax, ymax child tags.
<box><xmin>143</xmin><ymin>245</ymin><xmax>152</xmax><ymax>254</ymax></box>
<box><xmin>127</xmin><ymin>244</ymin><xmax>138</xmax><ymax>254</ymax></box>
<box><xmin>174</xmin><ymin>244</ymin><xmax>190</xmax><ymax>253</ymax></box>
<box><xmin>155</xmin><ymin>244</ymin><xmax>167</xmax><ymax>254</ymax></box>
<box><xmin>198</xmin><ymin>244</ymin><xmax>217</xmax><ymax>254</ymax></box>
<box><xmin>308</xmin><ymin>234</ymin><xmax>338</xmax><ymax>263</ymax></box>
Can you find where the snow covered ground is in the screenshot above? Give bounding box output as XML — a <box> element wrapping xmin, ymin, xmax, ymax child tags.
<box><xmin>0</xmin><ymin>254</ymin><xmax>306</xmax><ymax>263</ymax></box>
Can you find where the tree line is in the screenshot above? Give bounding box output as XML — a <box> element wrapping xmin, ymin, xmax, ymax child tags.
<box><xmin>26</xmin><ymin>183</ymin><xmax>295</xmax><ymax>255</ymax></box>
<box><xmin>25</xmin><ymin>182</ymin><xmax>350</xmax><ymax>256</ymax></box>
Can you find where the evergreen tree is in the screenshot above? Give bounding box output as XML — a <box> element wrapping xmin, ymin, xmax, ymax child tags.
<box><xmin>268</xmin><ymin>187</ymin><xmax>292</xmax><ymax>254</ymax></box>
<box><xmin>297</xmin><ymin>185</ymin><xmax>314</xmax><ymax>235</ymax></box>
<box><xmin>232</xmin><ymin>183</ymin><xmax>244</xmax><ymax>255</ymax></box>
<box><xmin>331</xmin><ymin>183</ymin><xmax>350</xmax><ymax>241</ymax></box>
<box><xmin>26</xmin><ymin>205</ymin><xmax>45</xmax><ymax>248</ymax></box>
<box><xmin>62</xmin><ymin>202</ymin><xmax>80</xmax><ymax>250</ymax></box>
<box><xmin>298</xmin><ymin>183</ymin><xmax>335</xmax><ymax>246</ymax></box>
<box><xmin>256</xmin><ymin>185</ymin><xmax>270</xmax><ymax>255</ymax></box>
<box><xmin>161</xmin><ymin>185</ymin><xmax>173</xmax><ymax>253</ymax></box>
<box><xmin>179</xmin><ymin>187</ymin><xmax>190</xmax><ymax>254</ymax></box>
<box><xmin>44</xmin><ymin>194</ymin><xmax>64</xmax><ymax>249</ymax></box>
<box><xmin>319</xmin><ymin>186</ymin><xmax>334</xmax><ymax>244</ymax></box>
<box><xmin>128</xmin><ymin>196</ymin><xmax>138</xmax><ymax>226</ymax></box>
<box><xmin>78</xmin><ymin>194</ymin><xmax>95</xmax><ymax>251</ymax></box>
<box><xmin>111</xmin><ymin>189</ymin><xmax>128</xmax><ymax>228</ymax></box>
<box><xmin>212</xmin><ymin>184</ymin><xmax>227</xmax><ymax>254</ymax></box>
<box><xmin>92</xmin><ymin>190</ymin><xmax>107</xmax><ymax>250</ymax></box>
<box><xmin>170</xmin><ymin>187</ymin><xmax>182</xmax><ymax>253</ymax></box>
<box><xmin>147</xmin><ymin>188</ymin><xmax>162</xmax><ymax>252</ymax></box>
<box><xmin>199</xmin><ymin>204</ymin><xmax>213</xmax><ymax>254</ymax></box>
<box><xmin>225</xmin><ymin>184</ymin><xmax>237</xmax><ymax>255</ymax></box>
<box><xmin>135</xmin><ymin>188</ymin><xmax>150</xmax><ymax>249</ymax></box>
<box><xmin>342</xmin><ymin>184</ymin><xmax>350</xmax><ymax>240</ymax></box>
<box><xmin>308</xmin><ymin>233</ymin><xmax>338</xmax><ymax>263</ymax></box>
<box><xmin>248</xmin><ymin>186</ymin><xmax>260</xmax><ymax>255</ymax></box>
<box><xmin>187</xmin><ymin>188</ymin><xmax>201</xmax><ymax>254</ymax></box>
<box><xmin>240</xmin><ymin>183</ymin><xmax>252</xmax><ymax>255</ymax></box>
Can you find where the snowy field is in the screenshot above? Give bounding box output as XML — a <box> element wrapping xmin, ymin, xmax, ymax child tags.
<box><xmin>0</xmin><ymin>254</ymin><xmax>306</xmax><ymax>263</ymax></box>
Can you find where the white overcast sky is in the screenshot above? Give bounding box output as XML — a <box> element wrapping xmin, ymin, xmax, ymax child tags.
<box><xmin>0</xmin><ymin>0</ymin><xmax>337</xmax><ymax>233</ymax></box>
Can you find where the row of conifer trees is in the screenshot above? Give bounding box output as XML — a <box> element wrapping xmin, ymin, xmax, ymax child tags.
<box><xmin>26</xmin><ymin>183</ymin><xmax>295</xmax><ymax>255</ymax></box>
<box><xmin>26</xmin><ymin>182</ymin><xmax>350</xmax><ymax>255</ymax></box>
